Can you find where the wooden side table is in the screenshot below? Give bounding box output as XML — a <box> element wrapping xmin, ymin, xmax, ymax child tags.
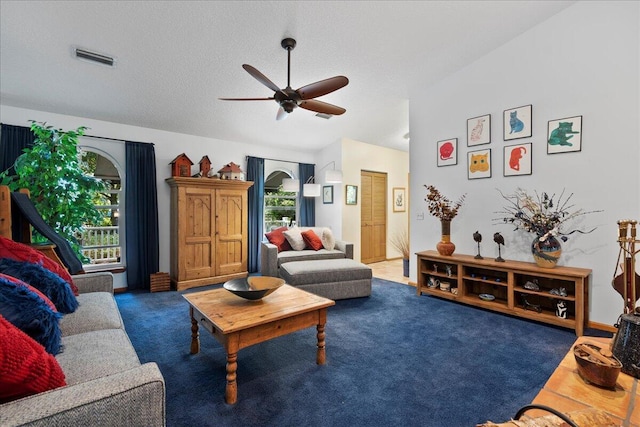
<box><xmin>532</xmin><ymin>336</ymin><xmax>639</xmax><ymax>426</ymax></box>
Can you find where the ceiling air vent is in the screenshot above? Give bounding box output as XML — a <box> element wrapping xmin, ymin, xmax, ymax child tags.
<box><xmin>315</xmin><ymin>113</ymin><xmax>332</xmax><ymax>120</ymax></box>
<box><xmin>74</xmin><ymin>47</ymin><xmax>116</xmax><ymax>67</ymax></box>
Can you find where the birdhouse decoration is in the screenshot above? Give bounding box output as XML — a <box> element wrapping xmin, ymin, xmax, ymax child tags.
<box><xmin>218</xmin><ymin>162</ymin><xmax>245</xmax><ymax>180</ymax></box>
<box><xmin>170</xmin><ymin>153</ymin><xmax>193</xmax><ymax>177</ymax></box>
<box><xmin>199</xmin><ymin>155</ymin><xmax>212</xmax><ymax>178</ymax></box>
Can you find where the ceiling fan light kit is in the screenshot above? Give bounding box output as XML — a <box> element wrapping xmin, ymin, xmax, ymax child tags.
<box><xmin>220</xmin><ymin>38</ymin><xmax>349</xmax><ymax>119</ymax></box>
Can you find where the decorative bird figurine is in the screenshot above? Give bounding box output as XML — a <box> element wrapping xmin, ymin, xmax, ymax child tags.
<box><xmin>473</xmin><ymin>231</ymin><xmax>483</xmax><ymax>259</ymax></box>
<box><xmin>493</xmin><ymin>232</ymin><xmax>505</xmax><ymax>262</ymax></box>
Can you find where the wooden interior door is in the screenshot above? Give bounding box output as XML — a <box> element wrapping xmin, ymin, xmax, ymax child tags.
<box><xmin>216</xmin><ymin>188</ymin><xmax>248</xmax><ymax>275</ymax></box>
<box><xmin>361</xmin><ymin>170</ymin><xmax>387</xmax><ymax>264</ymax></box>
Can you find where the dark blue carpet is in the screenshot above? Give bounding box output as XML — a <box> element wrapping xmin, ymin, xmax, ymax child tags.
<box><xmin>115</xmin><ymin>279</ymin><xmax>578</xmax><ymax>427</ymax></box>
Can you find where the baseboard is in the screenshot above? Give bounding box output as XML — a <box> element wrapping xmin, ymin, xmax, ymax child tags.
<box><xmin>587</xmin><ymin>321</ymin><xmax>617</xmax><ymax>333</ymax></box>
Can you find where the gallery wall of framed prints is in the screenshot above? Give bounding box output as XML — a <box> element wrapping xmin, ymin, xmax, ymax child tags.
<box><xmin>434</xmin><ymin>104</ymin><xmax>582</xmax><ymax>180</ymax></box>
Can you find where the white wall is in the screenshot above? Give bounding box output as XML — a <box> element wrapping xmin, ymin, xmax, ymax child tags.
<box><xmin>408</xmin><ymin>1</ymin><xmax>639</xmax><ymax>326</ymax></box>
<box><xmin>341</xmin><ymin>138</ymin><xmax>410</xmax><ymax>262</ymax></box>
<box><xmin>314</xmin><ymin>139</ymin><xmax>343</xmax><ymax>236</ymax></box>
<box><xmin>0</xmin><ymin>105</ymin><xmax>314</xmax><ymax>288</ymax></box>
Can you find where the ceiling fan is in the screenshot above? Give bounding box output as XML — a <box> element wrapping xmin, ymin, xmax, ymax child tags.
<box><xmin>219</xmin><ymin>38</ymin><xmax>349</xmax><ymax>120</ymax></box>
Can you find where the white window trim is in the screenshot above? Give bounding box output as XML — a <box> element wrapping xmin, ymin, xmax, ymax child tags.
<box><xmin>78</xmin><ymin>141</ymin><xmax>126</xmax><ymax>272</ymax></box>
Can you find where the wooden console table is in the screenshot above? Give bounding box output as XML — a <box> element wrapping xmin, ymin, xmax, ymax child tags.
<box><xmin>532</xmin><ymin>336</ymin><xmax>639</xmax><ymax>426</ymax></box>
<box><xmin>416</xmin><ymin>251</ymin><xmax>591</xmax><ymax>335</ymax></box>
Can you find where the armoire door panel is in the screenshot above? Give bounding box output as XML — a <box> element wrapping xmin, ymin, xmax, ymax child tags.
<box><xmin>216</xmin><ymin>190</ymin><xmax>248</xmax><ymax>275</ymax></box>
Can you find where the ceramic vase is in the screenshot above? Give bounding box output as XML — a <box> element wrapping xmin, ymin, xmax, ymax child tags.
<box><xmin>436</xmin><ymin>220</ymin><xmax>455</xmax><ymax>256</ymax></box>
<box><xmin>531</xmin><ymin>234</ymin><xmax>562</xmax><ymax>268</ymax></box>
<box><xmin>402</xmin><ymin>258</ymin><xmax>409</xmax><ymax>277</ymax></box>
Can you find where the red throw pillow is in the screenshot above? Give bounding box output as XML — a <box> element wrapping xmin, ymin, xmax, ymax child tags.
<box><xmin>0</xmin><ymin>236</ymin><xmax>78</xmax><ymax>296</ymax></box>
<box><xmin>0</xmin><ymin>315</ymin><xmax>66</xmax><ymax>403</ymax></box>
<box><xmin>301</xmin><ymin>230</ymin><xmax>324</xmax><ymax>251</ymax></box>
<box><xmin>265</xmin><ymin>226</ymin><xmax>292</xmax><ymax>252</ymax></box>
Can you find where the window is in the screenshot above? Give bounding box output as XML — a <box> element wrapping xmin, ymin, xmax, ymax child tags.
<box><xmin>264</xmin><ymin>170</ymin><xmax>297</xmax><ymax>231</ymax></box>
<box><xmin>78</xmin><ymin>150</ymin><xmax>124</xmax><ymax>270</ymax></box>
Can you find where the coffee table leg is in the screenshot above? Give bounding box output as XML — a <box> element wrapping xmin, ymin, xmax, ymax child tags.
<box><xmin>190</xmin><ymin>306</ymin><xmax>199</xmax><ymax>354</ymax></box>
<box><xmin>225</xmin><ymin>352</ymin><xmax>238</xmax><ymax>404</ymax></box>
<box><xmin>225</xmin><ymin>334</ymin><xmax>240</xmax><ymax>404</ymax></box>
<box><xmin>316</xmin><ymin>308</ymin><xmax>327</xmax><ymax>365</ymax></box>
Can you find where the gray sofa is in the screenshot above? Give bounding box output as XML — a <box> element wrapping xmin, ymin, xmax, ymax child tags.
<box><xmin>0</xmin><ymin>272</ymin><xmax>166</xmax><ymax>427</ymax></box>
<box><xmin>260</xmin><ymin>226</ymin><xmax>354</xmax><ymax>278</ymax></box>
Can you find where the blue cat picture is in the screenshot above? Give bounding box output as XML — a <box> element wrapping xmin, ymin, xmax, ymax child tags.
<box><xmin>503</xmin><ymin>105</ymin><xmax>532</xmax><ymax>141</ymax></box>
<box><xmin>509</xmin><ymin>111</ymin><xmax>524</xmax><ymax>134</ymax></box>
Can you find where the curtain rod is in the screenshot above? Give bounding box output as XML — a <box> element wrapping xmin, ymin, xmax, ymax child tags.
<box><xmin>82</xmin><ymin>134</ymin><xmax>155</xmax><ymax>146</ymax></box>
<box><xmin>246</xmin><ymin>155</ymin><xmax>314</xmax><ymax>166</ymax></box>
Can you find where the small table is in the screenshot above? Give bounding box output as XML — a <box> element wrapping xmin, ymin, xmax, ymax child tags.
<box><xmin>183</xmin><ymin>284</ymin><xmax>335</xmax><ymax>404</ymax></box>
<box><xmin>532</xmin><ymin>336</ymin><xmax>639</xmax><ymax>425</ymax></box>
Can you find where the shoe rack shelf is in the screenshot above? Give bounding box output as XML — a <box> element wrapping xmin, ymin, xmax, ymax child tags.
<box><xmin>416</xmin><ymin>250</ymin><xmax>592</xmax><ymax>336</ymax></box>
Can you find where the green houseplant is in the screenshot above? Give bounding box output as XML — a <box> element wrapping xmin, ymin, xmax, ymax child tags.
<box><xmin>0</xmin><ymin>121</ymin><xmax>105</xmax><ymax>260</ymax></box>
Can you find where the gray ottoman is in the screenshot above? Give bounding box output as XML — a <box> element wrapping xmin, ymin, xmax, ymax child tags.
<box><xmin>279</xmin><ymin>258</ymin><xmax>372</xmax><ymax>300</ymax></box>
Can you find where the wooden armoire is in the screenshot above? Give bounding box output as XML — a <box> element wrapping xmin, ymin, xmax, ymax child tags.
<box><xmin>165</xmin><ymin>177</ymin><xmax>253</xmax><ymax>290</ymax></box>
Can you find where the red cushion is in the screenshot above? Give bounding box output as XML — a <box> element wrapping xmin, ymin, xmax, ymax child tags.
<box><xmin>265</xmin><ymin>226</ymin><xmax>292</xmax><ymax>252</ymax></box>
<box><xmin>301</xmin><ymin>230</ymin><xmax>324</xmax><ymax>251</ymax></box>
<box><xmin>0</xmin><ymin>315</ymin><xmax>66</xmax><ymax>403</ymax></box>
<box><xmin>0</xmin><ymin>236</ymin><xmax>78</xmax><ymax>296</ymax></box>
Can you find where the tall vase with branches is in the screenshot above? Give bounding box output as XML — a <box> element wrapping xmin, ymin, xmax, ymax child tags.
<box><xmin>0</xmin><ymin>121</ymin><xmax>105</xmax><ymax>260</ymax></box>
<box><xmin>391</xmin><ymin>229</ymin><xmax>410</xmax><ymax>277</ymax></box>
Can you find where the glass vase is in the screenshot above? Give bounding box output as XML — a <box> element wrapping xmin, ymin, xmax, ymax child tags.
<box><xmin>436</xmin><ymin>220</ymin><xmax>456</xmax><ymax>256</ymax></box>
<box><xmin>531</xmin><ymin>234</ymin><xmax>562</xmax><ymax>268</ymax></box>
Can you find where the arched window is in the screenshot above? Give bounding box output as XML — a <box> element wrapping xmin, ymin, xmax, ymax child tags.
<box><xmin>264</xmin><ymin>170</ymin><xmax>297</xmax><ymax>231</ymax></box>
<box><xmin>78</xmin><ymin>149</ymin><xmax>125</xmax><ymax>270</ymax></box>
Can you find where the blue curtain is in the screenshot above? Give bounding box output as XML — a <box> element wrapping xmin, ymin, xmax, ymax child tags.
<box><xmin>298</xmin><ymin>163</ymin><xmax>315</xmax><ymax>226</ymax></box>
<box><xmin>246</xmin><ymin>156</ymin><xmax>264</xmax><ymax>273</ymax></box>
<box><xmin>125</xmin><ymin>141</ymin><xmax>159</xmax><ymax>290</ymax></box>
<box><xmin>0</xmin><ymin>124</ymin><xmax>35</xmax><ymax>175</ymax></box>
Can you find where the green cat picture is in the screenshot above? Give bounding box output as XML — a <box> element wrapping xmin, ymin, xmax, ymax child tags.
<box><xmin>547</xmin><ymin>115</ymin><xmax>582</xmax><ymax>154</ymax></box>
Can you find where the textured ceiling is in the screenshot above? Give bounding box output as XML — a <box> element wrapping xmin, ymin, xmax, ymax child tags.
<box><xmin>0</xmin><ymin>1</ymin><xmax>574</xmax><ymax>153</ymax></box>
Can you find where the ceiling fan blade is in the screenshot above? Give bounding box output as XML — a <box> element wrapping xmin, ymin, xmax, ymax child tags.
<box><xmin>219</xmin><ymin>97</ymin><xmax>274</xmax><ymax>101</ymax></box>
<box><xmin>276</xmin><ymin>107</ymin><xmax>289</xmax><ymax>121</ymax></box>
<box><xmin>242</xmin><ymin>64</ymin><xmax>282</xmax><ymax>93</ymax></box>
<box><xmin>299</xmin><ymin>99</ymin><xmax>346</xmax><ymax>116</ymax></box>
<box><xmin>297</xmin><ymin>76</ymin><xmax>349</xmax><ymax>100</ymax></box>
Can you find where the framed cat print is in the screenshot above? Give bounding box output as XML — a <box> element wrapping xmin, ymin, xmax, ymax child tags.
<box><xmin>503</xmin><ymin>104</ymin><xmax>532</xmax><ymax>141</ymax></box>
<box><xmin>547</xmin><ymin>115</ymin><xmax>582</xmax><ymax>154</ymax></box>
<box><xmin>503</xmin><ymin>143</ymin><xmax>532</xmax><ymax>176</ymax></box>
<box><xmin>467</xmin><ymin>148</ymin><xmax>491</xmax><ymax>180</ymax></box>
<box><xmin>437</xmin><ymin>138</ymin><xmax>457</xmax><ymax>167</ymax></box>
<box><xmin>467</xmin><ymin>114</ymin><xmax>491</xmax><ymax>146</ymax></box>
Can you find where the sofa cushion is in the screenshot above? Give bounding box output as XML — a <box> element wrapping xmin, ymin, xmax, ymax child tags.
<box><xmin>277</xmin><ymin>249</ymin><xmax>347</xmax><ymax>266</ymax></box>
<box><xmin>0</xmin><ymin>236</ymin><xmax>78</xmax><ymax>296</ymax></box>
<box><xmin>0</xmin><ymin>258</ymin><xmax>79</xmax><ymax>314</ymax></box>
<box><xmin>60</xmin><ymin>292</ymin><xmax>123</xmax><ymax>337</ymax></box>
<box><xmin>283</xmin><ymin>227</ymin><xmax>307</xmax><ymax>251</ymax></box>
<box><xmin>265</xmin><ymin>226</ymin><xmax>292</xmax><ymax>252</ymax></box>
<box><xmin>56</xmin><ymin>329</ymin><xmax>140</xmax><ymax>386</ymax></box>
<box><xmin>301</xmin><ymin>230</ymin><xmax>323</xmax><ymax>251</ymax></box>
<box><xmin>0</xmin><ymin>274</ymin><xmax>62</xmax><ymax>355</ymax></box>
<box><xmin>0</xmin><ymin>314</ymin><xmax>66</xmax><ymax>403</ymax></box>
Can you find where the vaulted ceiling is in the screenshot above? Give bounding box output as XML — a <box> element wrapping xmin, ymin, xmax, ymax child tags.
<box><xmin>0</xmin><ymin>1</ymin><xmax>574</xmax><ymax>153</ymax></box>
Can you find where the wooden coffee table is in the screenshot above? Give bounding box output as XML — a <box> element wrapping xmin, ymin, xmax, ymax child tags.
<box><xmin>183</xmin><ymin>284</ymin><xmax>335</xmax><ymax>404</ymax></box>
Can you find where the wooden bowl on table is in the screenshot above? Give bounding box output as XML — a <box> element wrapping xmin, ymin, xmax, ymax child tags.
<box><xmin>573</xmin><ymin>342</ymin><xmax>622</xmax><ymax>389</ymax></box>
